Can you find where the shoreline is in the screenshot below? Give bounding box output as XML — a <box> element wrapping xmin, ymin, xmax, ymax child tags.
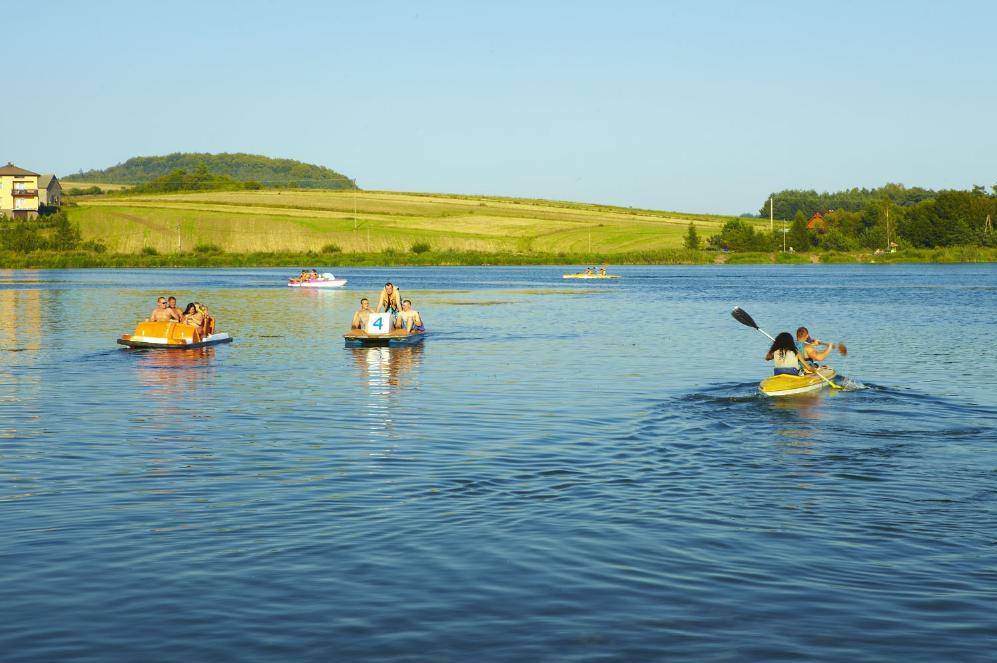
<box><xmin>1</xmin><ymin>247</ymin><xmax>995</xmax><ymax>269</ymax></box>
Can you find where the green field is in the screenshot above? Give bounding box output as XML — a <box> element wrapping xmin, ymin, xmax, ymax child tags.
<box><xmin>63</xmin><ymin>181</ymin><xmax>132</xmax><ymax>192</ymax></box>
<box><xmin>68</xmin><ymin>189</ymin><xmax>763</xmax><ymax>254</ymax></box>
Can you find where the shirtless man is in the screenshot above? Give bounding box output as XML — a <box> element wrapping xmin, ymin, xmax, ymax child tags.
<box><xmin>166</xmin><ymin>296</ymin><xmax>183</xmax><ymax>322</ymax></box>
<box><xmin>351</xmin><ymin>298</ymin><xmax>373</xmax><ymax>331</ymax></box>
<box><xmin>148</xmin><ymin>297</ymin><xmax>174</xmax><ymax>322</ymax></box>
<box><xmin>377</xmin><ymin>282</ymin><xmax>402</xmax><ymax>314</ymax></box>
<box><xmin>396</xmin><ymin>299</ymin><xmax>424</xmax><ymax>334</ymax></box>
<box><xmin>796</xmin><ymin>326</ymin><xmax>835</xmax><ymax>370</ymax></box>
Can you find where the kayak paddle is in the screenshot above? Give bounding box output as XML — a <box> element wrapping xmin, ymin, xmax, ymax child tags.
<box><xmin>731</xmin><ymin>306</ymin><xmax>842</xmax><ymax>391</ymax></box>
<box><xmin>731</xmin><ymin>306</ymin><xmax>775</xmax><ymax>342</ymax></box>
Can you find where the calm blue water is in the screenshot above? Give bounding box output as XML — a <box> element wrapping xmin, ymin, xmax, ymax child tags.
<box><xmin>1</xmin><ymin>265</ymin><xmax>995</xmax><ymax>662</ymax></box>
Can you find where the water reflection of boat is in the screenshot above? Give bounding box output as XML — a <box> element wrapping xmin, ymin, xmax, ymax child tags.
<box><xmin>134</xmin><ymin>347</ymin><xmax>218</xmax><ymax>401</ymax></box>
<box><xmin>562</xmin><ymin>273</ymin><xmax>620</xmax><ymax>279</ymax></box>
<box><xmin>351</xmin><ymin>344</ymin><xmax>424</xmax><ymax>388</ymax></box>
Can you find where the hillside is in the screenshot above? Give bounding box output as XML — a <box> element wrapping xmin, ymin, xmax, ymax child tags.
<box><xmin>67</xmin><ymin>189</ymin><xmax>756</xmax><ymax>254</ymax></box>
<box><xmin>63</xmin><ymin>153</ymin><xmax>356</xmax><ymax>189</ymax></box>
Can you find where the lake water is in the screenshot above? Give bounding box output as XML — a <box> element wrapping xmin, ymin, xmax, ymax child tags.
<box><xmin>1</xmin><ymin>265</ymin><xmax>995</xmax><ymax>662</ymax></box>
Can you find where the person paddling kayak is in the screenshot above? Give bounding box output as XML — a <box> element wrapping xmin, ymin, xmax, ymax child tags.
<box><xmin>766</xmin><ymin>332</ymin><xmax>804</xmax><ymax>375</ymax></box>
<box><xmin>796</xmin><ymin>326</ymin><xmax>836</xmax><ymax>369</ymax></box>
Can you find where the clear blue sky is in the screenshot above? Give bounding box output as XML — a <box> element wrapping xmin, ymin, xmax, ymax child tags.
<box><xmin>5</xmin><ymin>1</ymin><xmax>996</xmax><ymax>214</ymax></box>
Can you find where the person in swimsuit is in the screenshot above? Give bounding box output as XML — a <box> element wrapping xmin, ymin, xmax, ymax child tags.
<box><xmin>796</xmin><ymin>326</ymin><xmax>835</xmax><ymax>369</ymax></box>
<box><xmin>166</xmin><ymin>296</ymin><xmax>183</xmax><ymax>322</ymax></box>
<box><xmin>396</xmin><ymin>299</ymin><xmax>424</xmax><ymax>334</ymax></box>
<box><xmin>351</xmin><ymin>298</ymin><xmax>373</xmax><ymax>330</ymax></box>
<box><xmin>377</xmin><ymin>282</ymin><xmax>402</xmax><ymax>314</ymax></box>
<box><xmin>765</xmin><ymin>332</ymin><xmax>803</xmax><ymax>376</ymax></box>
<box><xmin>184</xmin><ymin>302</ymin><xmax>205</xmax><ymax>332</ymax></box>
<box><xmin>149</xmin><ymin>297</ymin><xmax>173</xmax><ymax>322</ymax></box>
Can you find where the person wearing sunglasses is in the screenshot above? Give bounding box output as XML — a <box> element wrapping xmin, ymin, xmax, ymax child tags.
<box><xmin>148</xmin><ymin>297</ymin><xmax>174</xmax><ymax>322</ymax></box>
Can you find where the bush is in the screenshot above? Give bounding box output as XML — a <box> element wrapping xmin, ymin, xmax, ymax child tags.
<box><xmin>193</xmin><ymin>243</ymin><xmax>223</xmax><ymax>254</ymax></box>
<box><xmin>382</xmin><ymin>247</ymin><xmax>398</xmax><ymax>256</ymax></box>
<box><xmin>321</xmin><ymin>243</ymin><xmax>342</xmax><ymax>253</ymax></box>
<box><xmin>81</xmin><ymin>240</ymin><xmax>107</xmax><ymax>253</ymax></box>
<box><xmin>411</xmin><ymin>242</ymin><xmax>431</xmax><ymax>254</ymax></box>
<box><xmin>141</xmin><ymin>246</ymin><xmax>159</xmax><ymax>256</ymax></box>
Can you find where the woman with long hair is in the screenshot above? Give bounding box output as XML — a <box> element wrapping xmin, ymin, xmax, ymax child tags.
<box><xmin>765</xmin><ymin>332</ymin><xmax>803</xmax><ymax>376</ymax></box>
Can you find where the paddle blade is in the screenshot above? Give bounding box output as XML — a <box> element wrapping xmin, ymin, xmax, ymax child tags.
<box><xmin>837</xmin><ymin>342</ymin><xmax>848</xmax><ymax>356</ymax></box>
<box><xmin>731</xmin><ymin>307</ymin><xmax>759</xmax><ymax>330</ymax></box>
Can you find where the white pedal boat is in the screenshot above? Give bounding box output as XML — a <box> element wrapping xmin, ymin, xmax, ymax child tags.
<box><xmin>288</xmin><ymin>272</ymin><xmax>347</xmax><ymax>288</ymax></box>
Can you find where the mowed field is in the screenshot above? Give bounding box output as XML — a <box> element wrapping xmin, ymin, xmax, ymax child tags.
<box><xmin>62</xmin><ymin>181</ymin><xmax>133</xmax><ymax>191</ymax></box>
<box><xmin>69</xmin><ymin>189</ymin><xmax>763</xmax><ymax>254</ymax></box>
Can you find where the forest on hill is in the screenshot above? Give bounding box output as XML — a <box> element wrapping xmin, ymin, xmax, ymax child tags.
<box><xmin>64</xmin><ymin>152</ymin><xmax>356</xmax><ymax>189</ymax></box>
<box><xmin>756</xmin><ymin>182</ymin><xmax>996</xmax><ymax>219</ymax></box>
<box><xmin>712</xmin><ymin>184</ymin><xmax>997</xmax><ymax>252</ymax></box>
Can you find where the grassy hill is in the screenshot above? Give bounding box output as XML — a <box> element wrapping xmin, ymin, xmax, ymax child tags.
<box><xmin>63</xmin><ymin>153</ymin><xmax>356</xmax><ymax>189</ymax></box>
<box><xmin>67</xmin><ymin>189</ymin><xmax>761</xmax><ymax>254</ymax></box>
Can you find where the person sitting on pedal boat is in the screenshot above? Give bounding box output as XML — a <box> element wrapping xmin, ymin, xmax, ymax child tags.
<box><xmin>766</xmin><ymin>332</ymin><xmax>804</xmax><ymax>376</ymax></box>
<box><xmin>396</xmin><ymin>299</ymin><xmax>424</xmax><ymax>333</ymax></box>
<box><xmin>377</xmin><ymin>282</ymin><xmax>402</xmax><ymax>314</ymax></box>
<box><xmin>149</xmin><ymin>297</ymin><xmax>174</xmax><ymax>323</ymax></box>
<box><xmin>796</xmin><ymin>326</ymin><xmax>834</xmax><ymax>370</ymax></box>
<box><xmin>184</xmin><ymin>302</ymin><xmax>206</xmax><ymax>333</ymax></box>
<box><xmin>166</xmin><ymin>296</ymin><xmax>184</xmax><ymax>323</ymax></box>
<box><xmin>197</xmin><ymin>303</ymin><xmax>214</xmax><ymax>336</ymax></box>
<box><xmin>351</xmin><ymin>298</ymin><xmax>373</xmax><ymax>331</ymax></box>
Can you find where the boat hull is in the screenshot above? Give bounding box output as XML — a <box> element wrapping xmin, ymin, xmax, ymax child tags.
<box><xmin>288</xmin><ymin>279</ymin><xmax>347</xmax><ymax>288</ymax></box>
<box><xmin>118</xmin><ymin>333</ymin><xmax>233</xmax><ymax>349</ymax></box>
<box><xmin>760</xmin><ymin>368</ymin><xmax>836</xmax><ymax>397</ymax></box>
<box><xmin>344</xmin><ymin>331</ymin><xmax>426</xmax><ymax>347</ymax></box>
<box><xmin>562</xmin><ymin>274</ymin><xmax>620</xmax><ymax>279</ymax></box>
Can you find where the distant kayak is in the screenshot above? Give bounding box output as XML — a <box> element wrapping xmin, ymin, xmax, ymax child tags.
<box><xmin>118</xmin><ymin>321</ymin><xmax>233</xmax><ymax>349</ymax></box>
<box><xmin>562</xmin><ymin>273</ymin><xmax>621</xmax><ymax>279</ymax></box>
<box><xmin>344</xmin><ymin>330</ymin><xmax>426</xmax><ymax>348</ymax></box>
<box><xmin>759</xmin><ymin>368</ymin><xmax>836</xmax><ymax>397</ymax></box>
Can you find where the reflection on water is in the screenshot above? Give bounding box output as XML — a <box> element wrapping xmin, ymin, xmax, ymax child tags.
<box><xmin>1</xmin><ymin>266</ymin><xmax>996</xmax><ymax>663</ymax></box>
<box><xmin>350</xmin><ymin>344</ymin><xmax>424</xmax><ymax>391</ymax></box>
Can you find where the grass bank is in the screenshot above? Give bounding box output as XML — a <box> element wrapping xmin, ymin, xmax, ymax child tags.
<box><xmin>3</xmin><ymin>247</ymin><xmax>996</xmax><ymax>269</ymax></box>
<box><xmin>66</xmin><ymin>189</ymin><xmax>756</xmax><ymax>254</ymax></box>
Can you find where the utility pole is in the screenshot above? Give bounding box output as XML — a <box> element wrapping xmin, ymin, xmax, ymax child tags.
<box><xmin>353</xmin><ymin>182</ymin><xmax>358</xmax><ymax>231</ymax></box>
<box><xmin>769</xmin><ymin>196</ymin><xmax>774</xmax><ymax>233</ymax></box>
<box><xmin>177</xmin><ymin>223</ymin><xmax>181</xmax><ymax>253</ymax></box>
<box><xmin>885</xmin><ymin>205</ymin><xmax>890</xmax><ymax>250</ymax></box>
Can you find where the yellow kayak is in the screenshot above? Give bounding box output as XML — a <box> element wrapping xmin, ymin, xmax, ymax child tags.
<box><xmin>759</xmin><ymin>368</ymin><xmax>836</xmax><ymax>397</ymax></box>
<box><xmin>562</xmin><ymin>273</ymin><xmax>621</xmax><ymax>279</ymax></box>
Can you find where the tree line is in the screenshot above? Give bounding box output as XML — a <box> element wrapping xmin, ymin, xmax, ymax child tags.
<box><xmin>702</xmin><ymin>185</ymin><xmax>997</xmax><ymax>252</ymax></box>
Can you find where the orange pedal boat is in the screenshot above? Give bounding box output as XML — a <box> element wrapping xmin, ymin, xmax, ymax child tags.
<box><xmin>118</xmin><ymin>321</ymin><xmax>233</xmax><ymax>349</ymax></box>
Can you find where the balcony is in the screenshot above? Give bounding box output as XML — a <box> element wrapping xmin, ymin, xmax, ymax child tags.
<box><xmin>11</xmin><ymin>188</ymin><xmax>38</xmax><ymax>197</ymax></box>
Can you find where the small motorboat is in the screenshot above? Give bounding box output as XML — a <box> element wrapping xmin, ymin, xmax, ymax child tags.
<box><xmin>562</xmin><ymin>272</ymin><xmax>620</xmax><ymax>279</ymax></box>
<box><xmin>344</xmin><ymin>329</ymin><xmax>426</xmax><ymax>348</ymax></box>
<box><xmin>118</xmin><ymin>321</ymin><xmax>233</xmax><ymax>349</ymax></box>
<box><xmin>288</xmin><ymin>272</ymin><xmax>347</xmax><ymax>288</ymax></box>
<box><xmin>759</xmin><ymin>368</ymin><xmax>836</xmax><ymax>397</ymax></box>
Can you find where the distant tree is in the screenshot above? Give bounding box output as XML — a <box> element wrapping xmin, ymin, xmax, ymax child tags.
<box><xmin>787</xmin><ymin>211</ymin><xmax>812</xmax><ymax>250</ymax></box>
<box><xmin>708</xmin><ymin>219</ymin><xmax>770</xmax><ymax>252</ymax></box>
<box><xmin>683</xmin><ymin>222</ymin><xmax>701</xmax><ymax>250</ymax></box>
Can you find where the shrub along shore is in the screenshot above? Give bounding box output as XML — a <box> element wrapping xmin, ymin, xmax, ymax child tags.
<box><xmin>1</xmin><ymin>246</ymin><xmax>995</xmax><ymax>269</ymax></box>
